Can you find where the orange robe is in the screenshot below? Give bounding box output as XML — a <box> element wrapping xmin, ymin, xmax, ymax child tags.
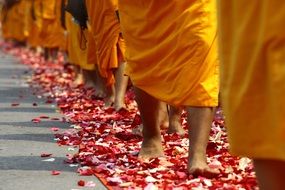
<box><xmin>119</xmin><ymin>0</ymin><xmax>219</xmax><ymax>106</ymax></box>
<box><xmin>218</xmin><ymin>0</ymin><xmax>285</xmax><ymax>161</ymax></box>
<box><xmin>23</xmin><ymin>0</ymin><xmax>31</xmax><ymax>38</ymax></box>
<box><xmin>1</xmin><ymin>1</ymin><xmax>26</xmax><ymax>41</ymax></box>
<box><xmin>65</xmin><ymin>12</ymin><xmax>94</xmax><ymax>70</ymax></box>
<box><xmin>23</xmin><ymin>0</ymin><xmax>41</xmax><ymax>47</ymax></box>
<box><xmin>1</xmin><ymin>6</ymin><xmax>10</xmax><ymax>39</ymax></box>
<box><xmin>37</xmin><ymin>0</ymin><xmax>65</xmax><ymax>49</ymax></box>
<box><xmin>85</xmin><ymin>0</ymin><xmax>125</xmax><ymax>85</ymax></box>
<box><xmin>86</xmin><ymin>27</ymin><xmax>97</xmax><ymax>68</ymax></box>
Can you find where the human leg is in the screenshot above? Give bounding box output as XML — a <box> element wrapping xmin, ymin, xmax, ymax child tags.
<box><xmin>104</xmin><ymin>84</ymin><xmax>115</xmax><ymax>107</ymax></box>
<box><xmin>132</xmin><ymin>104</ymin><xmax>185</xmax><ymax>136</ymax></box>
<box><xmin>73</xmin><ymin>66</ymin><xmax>84</xmax><ymax>85</ymax></box>
<box><xmin>93</xmin><ymin>64</ymin><xmax>106</xmax><ymax>98</ymax></box>
<box><xmin>167</xmin><ymin>106</ymin><xmax>185</xmax><ymax>135</ymax></box>
<box><xmin>50</xmin><ymin>47</ymin><xmax>59</xmax><ymax>62</ymax></box>
<box><xmin>114</xmin><ymin>61</ymin><xmax>129</xmax><ymax>110</ymax></box>
<box><xmin>44</xmin><ymin>47</ymin><xmax>49</xmax><ymax>61</ymax></box>
<box><xmin>132</xmin><ymin>101</ymin><xmax>169</xmax><ymax>135</ymax></box>
<box><xmin>187</xmin><ymin>107</ymin><xmax>219</xmax><ymax>178</ymax></box>
<box><xmin>134</xmin><ymin>87</ymin><xmax>164</xmax><ymax>159</ymax></box>
<box><xmin>82</xmin><ymin>69</ymin><xmax>97</xmax><ymax>88</ymax></box>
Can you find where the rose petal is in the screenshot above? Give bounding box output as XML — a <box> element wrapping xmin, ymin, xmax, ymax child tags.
<box><xmin>11</xmin><ymin>103</ymin><xmax>20</xmax><ymax>107</ymax></box>
<box><xmin>176</xmin><ymin>171</ymin><xmax>187</xmax><ymax>179</ymax></box>
<box><xmin>145</xmin><ymin>176</ymin><xmax>157</xmax><ymax>183</ymax></box>
<box><xmin>31</xmin><ymin>118</ymin><xmax>41</xmax><ymax>123</ymax></box>
<box><xmin>51</xmin><ymin>170</ymin><xmax>60</xmax><ymax>175</ymax></box>
<box><xmin>50</xmin><ymin>127</ymin><xmax>59</xmax><ymax>132</ymax></box>
<box><xmin>77</xmin><ymin>180</ymin><xmax>85</xmax><ymax>187</ymax></box>
<box><xmin>238</xmin><ymin>157</ymin><xmax>251</xmax><ymax>171</ymax></box>
<box><xmin>144</xmin><ymin>183</ymin><xmax>158</xmax><ymax>190</ymax></box>
<box><xmin>78</xmin><ymin>167</ymin><xmax>93</xmax><ymax>176</ymax></box>
<box><xmin>85</xmin><ymin>181</ymin><xmax>96</xmax><ymax>187</ymax></box>
<box><xmin>39</xmin><ymin>115</ymin><xmax>49</xmax><ymax>119</ymax></box>
<box><xmin>40</xmin><ymin>153</ymin><xmax>52</xmax><ymax>157</ymax></box>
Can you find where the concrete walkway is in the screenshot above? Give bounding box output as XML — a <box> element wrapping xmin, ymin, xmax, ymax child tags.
<box><xmin>0</xmin><ymin>51</ymin><xmax>106</xmax><ymax>190</ymax></box>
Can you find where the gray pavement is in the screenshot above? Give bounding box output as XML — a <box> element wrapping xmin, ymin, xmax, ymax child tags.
<box><xmin>0</xmin><ymin>51</ymin><xmax>107</xmax><ymax>190</ymax></box>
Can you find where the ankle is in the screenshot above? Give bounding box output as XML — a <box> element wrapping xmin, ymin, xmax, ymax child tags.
<box><xmin>189</xmin><ymin>151</ymin><xmax>207</xmax><ymax>163</ymax></box>
<box><xmin>142</xmin><ymin>135</ymin><xmax>162</xmax><ymax>145</ymax></box>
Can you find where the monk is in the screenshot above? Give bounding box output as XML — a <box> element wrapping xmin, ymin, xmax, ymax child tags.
<box><xmin>218</xmin><ymin>0</ymin><xmax>285</xmax><ymax>189</ymax></box>
<box><xmin>85</xmin><ymin>26</ymin><xmax>106</xmax><ymax>96</ymax></box>
<box><xmin>85</xmin><ymin>0</ymin><xmax>129</xmax><ymax>110</ymax></box>
<box><xmin>119</xmin><ymin>0</ymin><xmax>219</xmax><ymax>177</ymax></box>
<box><xmin>84</xmin><ymin>30</ymin><xmax>99</xmax><ymax>88</ymax></box>
<box><xmin>22</xmin><ymin>0</ymin><xmax>42</xmax><ymax>50</ymax></box>
<box><xmin>65</xmin><ymin>11</ymin><xmax>96</xmax><ymax>86</ymax></box>
<box><xmin>37</xmin><ymin>0</ymin><xmax>65</xmax><ymax>61</ymax></box>
<box><xmin>1</xmin><ymin>0</ymin><xmax>26</xmax><ymax>43</ymax></box>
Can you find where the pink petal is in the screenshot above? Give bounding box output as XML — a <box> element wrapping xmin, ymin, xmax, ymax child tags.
<box><xmin>51</xmin><ymin>170</ymin><xmax>60</xmax><ymax>175</ymax></box>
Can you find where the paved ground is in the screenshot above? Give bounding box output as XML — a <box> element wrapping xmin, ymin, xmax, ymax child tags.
<box><xmin>0</xmin><ymin>51</ymin><xmax>106</xmax><ymax>190</ymax></box>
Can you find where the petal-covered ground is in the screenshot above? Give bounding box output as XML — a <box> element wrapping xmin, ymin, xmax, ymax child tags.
<box><xmin>2</xmin><ymin>42</ymin><xmax>258</xmax><ymax>190</ymax></box>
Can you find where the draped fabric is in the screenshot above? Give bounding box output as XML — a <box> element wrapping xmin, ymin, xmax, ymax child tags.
<box><xmin>85</xmin><ymin>0</ymin><xmax>126</xmax><ymax>85</ymax></box>
<box><xmin>23</xmin><ymin>0</ymin><xmax>41</xmax><ymax>47</ymax></box>
<box><xmin>218</xmin><ymin>0</ymin><xmax>285</xmax><ymax>161</ymax></box>
<box><xmin>65</xmin><ymin>12</ymin><xmax>85</xmax><ymax>67</ymax></box>
<box><xmin>119</xmin><ymin>0</ymin><xmax>219</xmax><ymax>106</ymax></box>
<box><xmin>38</xmin><ymin>0</ymin><xmax>65</xmax><ymax>48</ymax></box>
<box><xmin>1</xmin><ymin>0</ymin><xmax>26</xmax><ymax>42</ymax></box>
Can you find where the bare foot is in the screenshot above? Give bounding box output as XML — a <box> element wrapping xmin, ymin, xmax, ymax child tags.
<box><xmin>104</xmin><ymin>95</ymin><xmax>114</xmax><ymax>107</ymax></box>
<box><xmin>93</xmin><ymin>90</ymin><xmax>106</xmax><ymax>99</ymax></box>
<box><xmin>159</xmin><ymin>103</ymin><xmax>169</xmax><ymax>130</ymax></box>
<box><xmin>138</xmin><ymin>137</ymin><xmax>164</xmax><ymax>159</ymax></box>
<box><xmin>93</xmin><ymin>79</ymin><xmax>106</xmax><ymax>99</ymax></box>
<box><xmin>84</xmin><ymin>80</ymin><xmax>96</xmax><ymax>89</ymax></box>
<box><xmin>188</xmin><ymin>158</ymin><xmax>220</xmax><ymax>178</ymax></box>
<box><xmin>93</xmin><ymin>83</ymin><xmax>106</xmax><ymax>99</ymax></box>
<box><xmin>160</xmin><ymin>119</ymin><xmax>169</xmax><ymax>130</ymax></box>
<box><xmin>74</xmin><ymin>73</ymin><xmax>84</xmax><ymax>85</ymax></box>
<box><xmin>167</xmin><ymin>121</ymin><xmax>185</xmax><ymax>136</ymax></box>
<box><xmin>114</xmin><ymin>99</ymin><xmax>126</xmax><ymax>111</ymax></box>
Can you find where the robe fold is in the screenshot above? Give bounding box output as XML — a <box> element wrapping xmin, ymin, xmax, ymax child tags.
<box><xmin>119</xmin><ymin>0</ymin><xmax>219</xmax><ymax>106</ymax></box>
<box><xmin>86</xmin><ymin>0</ymin><xmax>126</xmax><ymax>85</ymax></box>
<box><xmin>218</xmin><ymin>0</ymin><xmax>285</xmax><ymax>161</ymax></box>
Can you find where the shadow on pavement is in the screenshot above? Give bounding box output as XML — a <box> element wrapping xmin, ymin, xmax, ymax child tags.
<box><xmin>0</xmin><ymin>121</ymin><xmax>70</xmax><ymax>129</ymax></box>
<box><xmin>0</xmin><ymin>133</ymin><xmax>59</xmax><ymax>143</ymax></box>
<box><xmin>0</xmin><ymin>156</ymin><xmax>76</xmax><ymax>172</ymax></box>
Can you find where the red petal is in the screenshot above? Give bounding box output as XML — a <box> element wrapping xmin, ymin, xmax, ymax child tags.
<box><xmin>51</xmin><ymin>170</ymin><xmax>60</xmax><ymax>175</ymax></box>
<box><xmin>50</xmin><ymin>127</ymin><xmax>59</xmax><ymax>132</ymax></box>
<box><xmin>39</xmin><ymin>115</ymin><xmax>49</xmax><ymax>119</ymax></box>
<box><xmin>11</xmin><ymin>103</ymin><xmax>20</xmax><ymax>107</ymax></box>
<box><xmin>77</xmin><ymin>180</ymin><xmax>85</xmax><ymax>186</ymax></box>
<box><xmin>78</xmin><ymin>167</ymin><xmax>94</xmax><ymax>176</ymax></box>
<box><xmin>176</xmin><ymin>171</ymin><xmax>188</xmax><ymax>179</ymax></box>
<box><xmin>41</xmin><ymin>153</ymin><xmax>53</xmax><ymax>157</ymax></box>
<box><xmin>31</xmin><ymin>118</ymin><xmax>41</xmax><ymax>123</ymax></box>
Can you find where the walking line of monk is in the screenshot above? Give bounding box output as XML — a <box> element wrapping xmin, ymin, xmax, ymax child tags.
<box><xmin>1</xmin><ymin>0</ymin><xmax>285</xmax><ymax>189</ymax></box>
